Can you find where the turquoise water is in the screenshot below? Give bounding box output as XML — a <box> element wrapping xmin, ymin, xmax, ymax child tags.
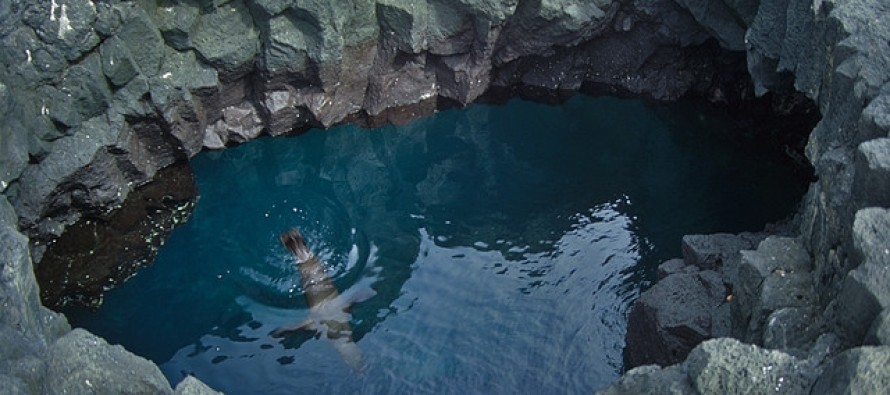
<box><xmin>65</xmin><ymin>96</ymin><xmax>807</xmax><ymax>393</ymax></box>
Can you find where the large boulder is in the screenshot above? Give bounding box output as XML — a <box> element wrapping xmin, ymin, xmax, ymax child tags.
<box><xmin>732</xmin><ymin>236</ymin><xmax>813</xmax><ymax>343</ymax></box>
<box><xmin>624</xmin><ymin>267</ymin><xmax>729</xmax><ymax>368</ymax></box>
<box><xmin>188</xmin><ymin>0</ymin><xmax>259</xmax><ymax>77</ymax></box>
<box><xmin>44</xmin><ymin>328</ymin><xmax>173</xmax><ymax>394</ymax></box>
<box><xmin>601</xmin><ymin>338</ymin><xmax>821</xmax><ymax>394</ymax></box>
<box><xmin>866</xmin><ymin>308</ymin><xmax>890</xmax><ymax>346</ymax></box>
<box><xmin>681</xmin><ymin>232</ymin><xmax>764</xmax><ymax>278</ymax></box>
<box><xmin>685</xmin><ymin>338</ymin><xmax>816</xmax><ymax>395</ymax></box>
<box><xmin>811</xmin><ymin>346</ymin><xmax>890</xmax><ymax>394</ymax></box>
<box><xmin>174</xmin><ymin>375</ymin><xmax>223</xmax><ymax>395</ymax></box>
<box><xmin>0</xmin><ymin>197</ymin><xmax>70</xmax><ymax>393</ymax></box>
<box><xmin>853</xmin><ymin>138</ymin><xmax>890</xmax><ymax>208</ymax></box>
<box><xmin>21</xmin><ymin>0</ymin><xmax>100</xmax><ymax>61</ymax></box>
<box><xmin>834</xmin><ymin>208</ymin><xmax>890</xmax><ymax>346</ymax></box>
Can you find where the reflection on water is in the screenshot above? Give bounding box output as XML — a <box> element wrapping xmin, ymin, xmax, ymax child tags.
<box><xmin>64</xmin><ymin>96</ymin><xmax>807</xmax><ymax>393</ymax></box>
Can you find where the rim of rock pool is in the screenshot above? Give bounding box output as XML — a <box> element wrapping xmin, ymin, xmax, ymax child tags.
<box><xmin>38</xmin><ymin>88</ymin><xmax>820</xmax><ymax>388</ymax></box>
<box><xmin>5</xmin><ymin>0</ymin><xmax>889</xmax><ymax>392</ymax></box>
<box><xmin>37</xmin><ymin>88</ymin><xmax>819</xmax><ymax>311</ymax></box>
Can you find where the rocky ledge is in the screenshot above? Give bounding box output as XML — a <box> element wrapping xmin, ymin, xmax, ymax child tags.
<box><xmin>0</xmin><ymin>0</ymin><xmax>888</xmax><ymax>393</ymax></box>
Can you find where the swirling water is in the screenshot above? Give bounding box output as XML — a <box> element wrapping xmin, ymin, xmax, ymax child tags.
<box><xmin>65</xmin><ymin>96</ymin><xmax>807</xmax><ymax>393</ymax></box>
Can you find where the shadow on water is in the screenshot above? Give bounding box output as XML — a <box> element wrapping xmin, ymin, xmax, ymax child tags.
<box><xmin>64</xmin><ymin>96</ymin><xmax>808</xmax><ymax>393</ymax></box>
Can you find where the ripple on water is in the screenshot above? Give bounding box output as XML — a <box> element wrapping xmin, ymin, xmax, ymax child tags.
<box><xmin>65</xmin><ymin>96</ymin><xmax>809</xmax><ymax>394</ymax></box>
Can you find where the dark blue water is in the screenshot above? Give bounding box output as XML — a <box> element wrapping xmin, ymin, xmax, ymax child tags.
<box><xmin>65</xmin><ymin>96</ymin><xmax>806</xmax><ymax>393</ymax></box>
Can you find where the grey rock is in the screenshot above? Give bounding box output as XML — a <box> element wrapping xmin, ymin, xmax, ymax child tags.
<box><xmin>0</xmin><ymin>196</ymin><xmax>16</xmax><ymax>226</ymax></box>
<box><xmin>0</xmin><ymin>325</ymin><xmax>49</xmax><ymax>394</ymax></box>
<box><xmin>681</xmin><ymin>233</ymin><xmax>764</xmax><ymax>274</ymax></box>
<box><xmin>685</xmin><ymin>338</ymin><xmax>814</xmax><ymax>395</ymax></box>
<box><xmin>202</xmin><ymin>125</ymin><xmax>225</xmax><ymax>150</ymax></box>
<box><xmin>733</xmin><ymin>237</ymin><xmax>811</xmax><ymax>341</ymax></box>
<box><xmin>860</xmin><ymin>92</ymin><xmax>890</xmax><ymax>142</ymax></box>
<box><xmin>174</xmin><ymin>375</ymin><xmax>223</xmax><ymax>395</ymax></box>
<box><xmin>0</xmin><ymin>211</ymin><xmax>71</xmax><ymax>393</ymax></box>
<box><xmin>260</xmin><ymin>10</ymin><xmax>316</xmax><ymax>78</ymax></box>
<box><xmin>111</xmin><ymin>74</ymin><xmax>154</xmax><ymax>118</ymax></box>
<box><xmin>36</xmin><ymin>84</ymin><xmax>82</xmax><ymax>128</ymax></box>
<box><xmin>45</xmin><ymin>328</ymin><xmax>173</xmax><ymax>394</ymax></box>
<box><xmin>495</xmin><ymin>0</ymin><xmax>613</xmax><ymax>65</ymax></box>
<box><xmin>811</xmin><ymin>346</ymin><xmax>890</xmax><ymax>394</ymax></box>
<box><xmin>0</xmin><ymin>204</ymin><xmax>70</xmax><ymax>344</ymax></box>
<box><xmin>762</xmin><ymin>307</ymin><xmax>819</xmax><ymax>355</ymax></box>
<box><xmin>672</xmin><ymin>0</ymin><xmax>748</xmax><ymax>50</ymax></box>
<box><xmin>116</xmin><ymin>2</ymin><xmax>165</xmax><ymax>78</ymax></box>
<box><xmin>806</xmin><ymin>332</ymin><xmax>843</xmax><ymax>366</ymax></box>
<box><xmin>0</xmin><ymin>373</ymin><xmax>30</xmax><ymax>395</ymax></box>
<box><xmin>58</xmin><ymin>52</ymin><xmax>113</xmax><ymax>122</ymax></box>
<box><xmin>261</xmin><ymin>89</ymin><xmax>311</xmax><ymax>136</ymax></box>
<box><xmin>746</xmin><ymin>270</ymin><xmax>816</xmax><ymax>345</ymax></box>
<box><xmin>376</xmin><ymin>0</ymin><xmax>430</xmax><ymax>54</ymax></box>
<box><xmin>99</xmin><ymin>36</ymin><xmax>139</xmax><ymax>87</ymax></box>
<box><xmin>835</xmin><ymin>262</ymin><xmax>890</xmax><ymax>347</ymax></box>
<box><xmin>853</xmin><ymin>138</ymin><xmax>890</xmax><ymax>208</ymax></box>
<box><xmin>0</xmin><ymin>218</ymin><xmax>63</xmax><ymax>338</ymax></box>
<box><xmin>852</xmin><ymin>206</ymin><xmax>890</xmax><ymax>268</ymax></box>
<box><xmin>153</xmin><ymin>0</ymin><xmax>200</xmax><ymax>50</ymax></box>
<box><xmin>866</xmin><ymin>309</ymin><xmax>890</xmax><ymax>346</ymax></box>
<box><xmin>596</xmin><ymin>364</ymin><xmax>696</xmax><ymax>395</ymax></box>
<box><xmin>154</xmin><ymin>47</ymin><xmax>220</xmax><ymax>93</ymax></box>
<box><xmin>21</xmin><ymin>0</ymin><xmax>100</xmax><ymax>61</ymax></box>
<box><xmin>204</xmin><ymin>103</ymin><xmax>264</xmax><ymax>148</ymax></box>
<box><xmin>0</xmin><ymin>25</ymin><xmax>68</xmax><ymax>87</ymax></box>
<box><xmin>833</xmin><ymin>208</ymin><xmax>890</xmax><ymax>346</ymax></box>
<box><xmin>10</xmin><ymin>114</ymin><xmax>122</xmax><ymax>230</ymax></box>
<box><xmin>744</xmin><ymin>0</ymin><xmax>791</xmax><ymax>95</ymax></box>
<box><xmin>93</xmin><ymin>1</ymin><xmax>123</xmax><ymax>37</ymax></box>
<box><xmin>624</xmin><ymin>270</ymin><xmax>729</xmax><ymax>368</ymax></box>
<box><xmin>0</xmin><ymin>88</ymin><xmax>30</xmax><ymax>191</ymax></box>
<box><xmin>363</xmin><ymin>54</ymin><xmax>438</xmax><ymax>118</ymax></box>
<box><xmin>190</xmin><ymin>0</ymin><xmax>258</xmax><ymax>75</ymax></box>
<box><xmin>657</xmin><ymin>258</ymin><xmax>693</xmax><ymax>280</ymax></box>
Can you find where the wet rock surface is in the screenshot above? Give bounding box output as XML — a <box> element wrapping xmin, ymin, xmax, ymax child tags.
<box><xmin>0</xmin><ymin>0</ymin><xmax>889</xmax><ymax>392</ymax></box>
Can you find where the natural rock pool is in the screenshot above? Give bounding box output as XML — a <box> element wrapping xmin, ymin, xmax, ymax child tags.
<box><xmin>63</xmin><ymin>96</ymin><xmax>808</xmax><ymax>393</ymax></box>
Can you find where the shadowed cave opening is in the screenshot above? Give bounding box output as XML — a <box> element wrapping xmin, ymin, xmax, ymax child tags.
<box><xmin>47</xmin><ymin>91</ymin><xmax>818</xmax><ymax>393</ymax></box>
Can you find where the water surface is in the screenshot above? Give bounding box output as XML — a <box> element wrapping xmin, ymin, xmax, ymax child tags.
<box><xmin>66</xmin><ymin>96</ymin><xmax>807</xmax><ymax>393</ymax></box>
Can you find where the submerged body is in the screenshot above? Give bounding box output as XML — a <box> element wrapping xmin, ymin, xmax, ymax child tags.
<box><xmin>273</xmin><ymin>228</ymin><xmax>374</xmax><ymax>372</ymax></box>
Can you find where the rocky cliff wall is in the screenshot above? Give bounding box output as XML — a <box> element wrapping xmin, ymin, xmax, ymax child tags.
<box><xmin>615</xmin><ymin>0</ymin><xmax>890</xmax><ymax>392</ymax></box>
<box><xmin>0</xmin><ymin>0</ymin><xmax>886</xmax><ymax>392</ymax></box>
